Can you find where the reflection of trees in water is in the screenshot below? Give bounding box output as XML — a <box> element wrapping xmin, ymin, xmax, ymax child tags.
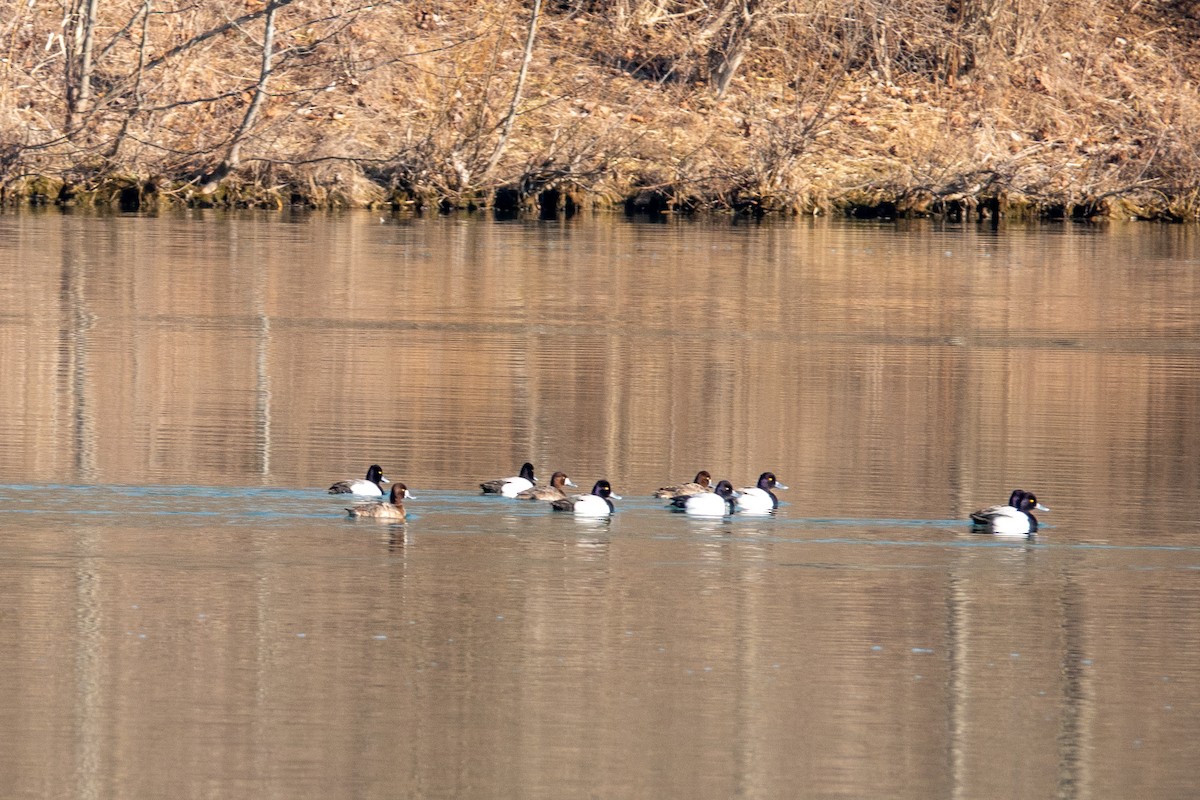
<box><xmin>59</xmin><ymin>225</ymin><xmax>97</xmax><ymax>482</ymax></box>
<box><xmin>947</xmin><ymin>547</ymin><xmax>1091</xmax><ymax>799</ymax></box>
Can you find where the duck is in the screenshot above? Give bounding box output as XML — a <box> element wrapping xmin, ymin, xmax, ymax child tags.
<box><xmin>328</xmin><ymin>464</ymin><xmax>389</xmax><ymax>496</ymax></box>
<box><xmin>346</xmin><ymin>483</ymin><xmax>413</xmax><ymax>519</ymax></box>
<box><xmin>970</xmin><ymin>489</ymin><xmax>1049</xmax><ymax>536</ymax></box>
<box><xmin>515</xmin><ymin>471</ymin><xmax>577</xmax><ymax>501</ymax></box>
<box><xmin>654</xmin><ymin>470</ymin><xmax>713</xmax><ymax>499</ymax></box>
<box><xmin>480</xmin><ymin>462</ymin><xmax>537</xmax><ymax>497</ymax></box>
<box><xmin>550</xmin><ymin>479</ymin><xmax>621</xmax><ymax>517</ymax></box>
<box><xmin>670</xmin><ymin>480</ymin><xmax>738</xmax><ymax>516</ymax></box>
<box><xmin>735</xmin><ymin>471</ymin><xmax>788</xmax><ymax>513</ymax></box>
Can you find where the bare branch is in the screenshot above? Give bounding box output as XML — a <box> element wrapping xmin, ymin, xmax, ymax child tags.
<box><xmin>200</xmin><ymin>0</ymin><xmax>284</xmax><ymax>191</ymax></box>
<box><xmin>85</xmin><ymin>0</ymin><xmax>300</xmax><ymax>124</ymax></box>
<box><xmin>481</xmin><ymin>0</ymin><xmax>543</xmax><ymax>183</ymax></box>
<box><xmin>108</xmin><ymin>0</ymin><xmax>154</xmax><ymax>162</ymax></box>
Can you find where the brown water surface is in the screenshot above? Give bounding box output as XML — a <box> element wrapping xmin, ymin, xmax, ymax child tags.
<box><xmin>0</xmin><ymin>211</ymin><xmax>1197</xmax><ymax>798</ymax></box>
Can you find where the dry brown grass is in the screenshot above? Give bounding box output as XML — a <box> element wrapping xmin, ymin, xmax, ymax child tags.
<box><xmin>2</xmin><ymin>0</ymin><xmax>1200</xmax><ymax>217</ymax></box>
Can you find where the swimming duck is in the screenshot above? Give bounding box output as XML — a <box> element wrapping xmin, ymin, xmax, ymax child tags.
<box><xmin>970</xmin><ymin>489</ymin><xmax>1048</xmax><ymax>536</ymax></box>
<box><xmin>516</xmin><ymin>471</ymin><xmax>577</xmax><ymax>501</ymax></box>
<box><xmin>346</xmin><ymin>483</ymin><xmax>413</xmax><ymax>519</ymax></box>
<box><xmin>550</xmin><ymin>479</ymin><xmax>621</xmax><ymax>517</ymax></box>
<box><xmin>670</xmin><ymin>480</ymin><xmax>738</xmax><ymax>516</ymax></box>
<box><xmin>480</xmin><ymin>462</ymin><xmax>536</xmax><ymax>497</ymax></box>
<box><xmin>654</xmin><ymin>470</ymin><xmax>713</xmax><ymax>499</ymax></box>
<box><xmin>970</xmin><ymin>489</ymin><xmax>1032</xmax><ymax>520</ymax></box>
<box><xmin>328</xmin><ymin>464</ymin><xmax>389</xmax><ymax>496</ymax></box>
<box><xmin>735</xmin><ymin>472</ymin><xmax>788</xmax><ymax>513</ymax></box>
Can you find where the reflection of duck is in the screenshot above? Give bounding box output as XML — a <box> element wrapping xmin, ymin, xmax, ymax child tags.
<box><xmin>480</xmin><ymin>462</ymin><xmax>536</xmax><ymax>497</ymax></box>
<box><xmin>551</xmin><ymin>480</ymin><xmax>620</xmax><ymax>517</ymax></box>
<box><xmin>346</xmin><ymin>483</ymin><xmax>413</xmax><ymax>519</ymax></box>
<box><xmin>654</xmin><ymin>471</ymin><xmax>713</xmax><ymax>499</ymax></box>
<box><xmin>735</xmin><ymin>472</ymin><xmax>788</xmax><ymax>513</ymax></box>
<box><xmin>388</xmin><ymin>529</ymin><xmax>407</xmax><ymax>553</ymax></box>
<box><xmin>328</xmin><ymin>464</ymin><xmax>389</xmax><ymax>496</ymax></box>
<box><xmin>970</xmin><ymin>489</ymin><xmax>1048</xmax><ymax>536</ymax></box>
<box><xmin>572</xmin><ymin>517</ymin><xmax>613</xmax><ymax>534</ymax></box>
<box><xmin>516</xmin><ymin>471</ymin><xmax>577</xmax><ymax>500</ymax></box>
<box><xmin>684</xmin><ymin>519</ymin><xmax>729</xmax><ymax>536</ymax></box>
<box><xmin>670</xmin><ymin>480</ymin><xmax>738</xmax><ymax>517</ymax></box>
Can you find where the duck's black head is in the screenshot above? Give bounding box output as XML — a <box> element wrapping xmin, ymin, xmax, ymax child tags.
<box><xmin>367</xmin><ymin>464</ymin><xmax>387</xmax><ymax>484</ymax></box>
<box><xmin>758</xmin><ymin>472</ymin><xmax>778</xmax><ymax>490</ymax></box>
<box><xmin>714</xmin><ymin>480</ymin><xmax>738</xmax><ymax>509</ymax></box>
<box><xmin>591</xmin><ymin>479</ymin><xmax>614</xmax><ymax>498</ymax></box>
<box><xmin>519</xmin><ymin>462</ymin><xmax>536</xmax><ymax>482</ymax></box>
<box><xmin>1017</xmin><ymin>492</ymin><xmax>1044</xmax><ymax>513</ymax></box>
<box><xmin>1006</xmin><ymin>490</ymin><xmax>1043</xmax><ymax>512</ymax></box>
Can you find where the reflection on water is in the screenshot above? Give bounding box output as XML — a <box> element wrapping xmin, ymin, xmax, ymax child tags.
<box><xmin>3</xmin><ymin>212</ymin><xmax>1200</xmax><ymax>530</ymax></box>
<box><xmin>1</xmin><ymin>212</ymin><xmax>1199</xmax><ymax>798</ymax></box>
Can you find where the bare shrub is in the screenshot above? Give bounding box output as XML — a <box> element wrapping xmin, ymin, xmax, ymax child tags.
<box><xmin>1</xmin><ymin>0</ymin><xmax>1199</xmax><ymax>215</ymax></box>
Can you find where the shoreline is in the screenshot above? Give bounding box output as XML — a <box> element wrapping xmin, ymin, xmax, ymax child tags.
<box><xmin>5</xmin><ymin>172</ymin><xmax>1191</xmax><ymax>223</ymax></box>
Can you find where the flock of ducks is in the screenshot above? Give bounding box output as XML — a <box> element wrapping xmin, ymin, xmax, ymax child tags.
<box><xmin>330</xmin><ymin>463</ymin><xmax>1049</xmax><ymax>535</ymax></box>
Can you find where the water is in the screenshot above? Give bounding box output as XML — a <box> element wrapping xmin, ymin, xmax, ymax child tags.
<box><xmin>1</xmin><ymin>211</ymin><xmax>1198</xmax><ymax>798</ymax></box>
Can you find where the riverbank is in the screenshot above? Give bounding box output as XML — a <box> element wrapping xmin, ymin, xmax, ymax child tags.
<box><xmin>4</xmin><ymin>0</ymin><xmax>1200</xmax><ymax>219</ymax></box>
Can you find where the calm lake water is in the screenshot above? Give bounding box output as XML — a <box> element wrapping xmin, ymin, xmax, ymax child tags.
<box><xmin>1</xmin><ymin>210</ymin><xmax>1198</xmax><ymax>799</ymax></box>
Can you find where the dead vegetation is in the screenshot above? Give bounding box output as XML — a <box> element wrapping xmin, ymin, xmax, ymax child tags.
<box><xmin>2</xmin><ymin>0</ymin><xmax>1200</xmax><ymax>218</ymax></box>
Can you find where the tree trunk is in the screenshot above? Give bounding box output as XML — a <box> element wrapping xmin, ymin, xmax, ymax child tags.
<box><xmin>202</xmin><ymin>0</ymin><xmax>286</xmax><ymax>193</ymax></box>
<box><xmin>66</xmin><ymin>0</ymin><xmax>99</xmax><ymax>135</ymax></box>
<box><xmin>481</xmin><ymin>0</ymin><xmax>542</xmax><ymax>184</ymax></box>
<box><xmin>227</xmin><ymin>0</ymin><xmax>281</xmax><ymax>171</ymax></box>
<box><xmin>709</xmin><ymin>0</ymin><xmax>760</xmax><ymax>98</ymax></box>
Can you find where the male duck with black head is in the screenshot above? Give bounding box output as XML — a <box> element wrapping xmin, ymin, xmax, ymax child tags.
<box><xmin>329</xmin><ymin>464</ymin><xmax>389</xmax><ymax>496</ymax></box>
<box><xmin>480</xmin><ymin>462</ymin><xmax>537</xmax><ymax>497</ymax></box>
<box><xmin>970</xmin><ymin>489</ymin><xmax>1049</xmax><ymax>536</ymax></box>
<box><xmin>735</xmin><ymin>472</ymin><xmax>788</xmax><ymax>514</ymax></box>
<box><xmin>670</xmin><ymin>480</ymin><xmax>738</xmax><ymax>517</ymax></box>
<box><xmin>551</xmin><ymin>479</ymin><xmax>621</xmax><ymax>517</ymax></box>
